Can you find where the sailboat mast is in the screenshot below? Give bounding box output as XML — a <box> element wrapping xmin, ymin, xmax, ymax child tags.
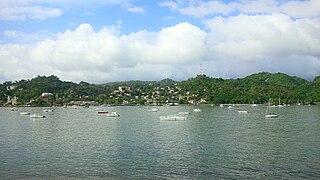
<box><xmin>266</xmin><ymin>99</ymin><xmax>270</xmax><ymax>115</ymax></box>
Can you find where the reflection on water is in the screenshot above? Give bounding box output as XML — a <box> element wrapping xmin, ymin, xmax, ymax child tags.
<box><xmin>0</xmin><ymin>106</ymin><xmax>320</xmax><ymax>179</ymax></box>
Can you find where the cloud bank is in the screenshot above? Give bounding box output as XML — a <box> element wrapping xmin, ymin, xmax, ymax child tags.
<box><xmin>1</xmin><ymin>12</ymin><xmax>319</xmax><ymax>83</ymax></box>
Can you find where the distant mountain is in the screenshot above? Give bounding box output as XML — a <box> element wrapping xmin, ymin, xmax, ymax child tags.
<box><xmin>101</xmin><ymin>78</ymin><xmax>176</xmax><ymax>86</ymax></box>
<box><xmin>159</xmin><ymin>78</ymin><xmax>177</xmax><ymax>85</ymax></box>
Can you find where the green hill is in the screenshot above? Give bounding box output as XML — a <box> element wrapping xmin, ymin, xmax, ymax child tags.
<box><xmin>0</xmin><ymin>72</ymin><xmax>319</xmax><ymax>106</ymax></box>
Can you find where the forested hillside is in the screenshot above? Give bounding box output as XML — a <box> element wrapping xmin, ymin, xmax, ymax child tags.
<box><xmin>0</xmin><ymin>72</ymin><xmax>319</xmax><ymax>106</ymax></box>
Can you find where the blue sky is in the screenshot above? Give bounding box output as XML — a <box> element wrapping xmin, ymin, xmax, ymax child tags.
<box><xmin>0</xmin><ymin>0</ymin><xmax>320</xmax><ymax>83</ymax></box>
<box><xmin>0</xmin><ymin>1</ymin><xmax>196</xmax><ymax>41</ymax></box>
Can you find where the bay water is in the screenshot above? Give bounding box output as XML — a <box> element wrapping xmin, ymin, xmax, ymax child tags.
<box><xmin>1</xmin><ymin>105</ymin><xmax>320</xmax><ymax>179</ymax></box>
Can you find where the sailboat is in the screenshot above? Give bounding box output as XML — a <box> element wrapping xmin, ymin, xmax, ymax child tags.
<box><xmin>297</xmin><ymin>99</ymin><xmax>301</xmax><ymax>106</ymax></box>
<box><xmin>277</xmin><ymin>97</ymin><xmax>284</xmax><ymax>107</ymax></box>
<box><xmin>265</xmin><ymin>99</ymin><xmax>278</xmax><ymax>118</ymax></box>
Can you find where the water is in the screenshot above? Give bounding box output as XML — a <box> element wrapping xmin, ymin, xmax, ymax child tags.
<box><xmin>1</xmin><ymin>105</ymin><xmax>320</xmax><ymax>179</ymax></box>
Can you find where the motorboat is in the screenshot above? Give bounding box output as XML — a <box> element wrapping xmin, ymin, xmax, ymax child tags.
<box><xmin>20</xmin><ymin>112</ymin><xmax>30</xmax><ymax>115</ymax></box>
<box><xmin>238</xmin><ymin>110</ymin><xmax>248</xmax><ymax>114</ymax></box>
<box><xmin>160</xmin><ymin>114</ymin><xmax>187</xmax><ymax>121</ymax></box>
<box><xmin>43</xmin><ymin>109</ymin><xmax>53</xmax><ymax>112</ymax></box>
<box><xmin>30</xmin><ymin>114</ymin><xmax>45</xmax><ymax>118</ymax></box>
<box><xmin>265</xmin><ymin>113</ymin><xmax>278</xmax><ymax>118</ymax></box>
<box><xmin>178</xmin><ymin>112</ymin><xmax>190</xmax><ymax>115</ymax></box>
<box><xmin>148</xmin><ymin>108</ymin><xmax>158</xmax><ymax>112</ymax></box>
<box><xmin>193</xmin><ymin>108</ymin><xmax>202</xmax><ymax>112</ymax></box>
<box><xmin>106</xmin><ymin>112</ymin><xmax>120</xmax><ymax>117</ymax></box>
<box><xmin>98</xmin><ymin>111</ymin><xmax>108</xmax><ymax>114</ymax></box>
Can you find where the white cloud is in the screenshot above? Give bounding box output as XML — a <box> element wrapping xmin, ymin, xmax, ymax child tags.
<box><xmin>159</xmin><ymin>1</ymin><xmax>179</xmax><ymax>10</ymax></box>
<box><xmin>3</xmin><ymin>30</ymin><xmax>54</xmax><ymax>43</ymax></box>
<box><xmin>160</xmin><ymin>0</ymin><xmax>234</xmax><ymax>17</ymax></box>
<box><xmin>281</xmin><ymin>0</ymin><xmax>320</xmax><ymax>18</ymax></box>
<box><xmin>160</xmin><ymin>0</ymin><xmax>320</xmax><ymax>18</ymax></box>
<box><xmin>204</xmin><ymin>13</ymin><xmax>320</xmax><ymax>78</ymax></box>
<box><xmin>120</xmin><ymin>22</ymin><xmax>207</xmax><ymax>65</ymax></box>
<box><xmin>0</xmin><ymin>14</ymin><xmax>320</xmax><ymax>83</ymax></box>
<box><xmin>0</xmin><ymin>22</ymin><xmax>207</xmax><ymax>82</ymax></box>
<box><xmin>231</xmin><ymin>0</ymin><xmax>280</xmax><ymax>14</ymax></box>
<box><xmin>179</xmin><ymin>1</ymin><xmax>234</xmax><ymax>17</ymax></box>
<box><xmin>0</xmin><ymin>0</ymin><xmax>143</xmax><ymax>21</ymax></box>
<box><xmin>124</xmin><ymin>5</ymin><xmax>146</xmax><ymax>13</ymax></box>
<box><xmin>0</xmin><ymin>6</ymin><xmax>62</xmax><ymax>21</ymax></box>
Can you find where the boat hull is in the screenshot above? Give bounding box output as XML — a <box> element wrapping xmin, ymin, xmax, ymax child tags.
<box><xmin>98</xmin><ymin>111</ymin><xmax>108</xmax><ymax>114</ymax></box>
<box><xmin>30</xmin><ymin>114</ymin><xmax>45</xmax><ymax>118</ymax></box>
<box><xmin>160</xmin><ymin>116</ymin><xmax>187</xmax><ymax>121</ymax></box>
<box><xmin>265</xmin><ymin>114</ymin><xmax>278</xmax><ymax>118</ymax></box>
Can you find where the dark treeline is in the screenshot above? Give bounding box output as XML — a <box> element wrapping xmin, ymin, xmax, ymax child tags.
<box><xmin>0</xmin><ymin>72</ymin><xmax>319</xmax><ymax>106</ymax></box>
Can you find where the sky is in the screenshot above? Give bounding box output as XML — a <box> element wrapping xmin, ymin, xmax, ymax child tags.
<box><xmin>0</xmin><ymin>0</ymin><xmax>320</xmax><ymax>83</ymax></box>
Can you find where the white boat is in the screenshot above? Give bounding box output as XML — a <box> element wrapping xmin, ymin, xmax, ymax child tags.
<box><xmin>30</xmin><ymin>114</ymin><xmax>45</xmax><ymax>118</ymax></box>
<box><xmin>220</xmin><ymin>104</ymin><xmax>224</xmax><ymax>107</ymax></box>
<box><xmin>238</xmin><ymin>110</ymin><xmax>248</xmax><ymax>114</ymax></box>
<box><xmin>193</xmin><ymin>108</ymin><xmax>202</xmax><ymax>112</ymax></box>
<box><xmin>106</xmin><ymin>112</ymin><xmax>120</xmax><ymax>117</ymax></box>
<box><xmin>160</xmin><ymin>114</ymin><xmax>187</xmax><ymax>121</ymax></box>
<box><xmin>277</xmin><ymin>97</ymin><xmax>284</xmax><ymax>107</ymax></box>
<box><xmin>265</xmin><ymin>114</ymin><xmax>278</xmax><ymax>118</ymax></box>
<box><xmin>148</xmin><ymin>108</ymin><xmax>158</xmax><ymax>112</ymax></box>
<box><xmin>265</xmin><ymin>99</ymin><xmax>278</xmax><ymax>118</ymax></box>
<box><xmin>178</xmin><ymin>112</ymin><xmax>190</xmax><ymax>115</ymax></box>
<box><xmin>43</xmin><ymin>109</ymin><xmax>53</xmax><ymax>112</ymax></box>
<box><xmin>20</xmin><ymin>112</ymin><xmax>30</xmax><ymax>115</ymax></box>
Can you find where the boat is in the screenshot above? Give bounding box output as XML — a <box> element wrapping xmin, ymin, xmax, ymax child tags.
<box><xmin>43</xmin><ymin>109</ymin><xmax>53</xmax><ymax>112</ymax></box>
<box><xmin>265</xmin><ymin>99</ymin><xmax>278</xmax><ymax>118</ymax></box>
<box><xmin>178</xmin><ymin>112</ymin><xmax>190</xmax><ymax>115</ymax></box>
<box><xmin>238</xmin><ymin>110</ymin><xmax>248</xmax><ymax>114</ymax></box>
<box><xmin>160</xmin><ymin>114</ymin><xmax>187</xmax><ymax>121</ymax></box>
<box><xmin>193</xmin><ymin>108</ymin><xmax>202</xmax><ymax>112</ymax></box>
<box><xmin>72</xmin><ymin>105</ymin><xmax>81</xmax><ymax>109</ymax></box>
<box><xmin>98</xmin><ymin>111</ymin><xmax>108</xmax><ymax>114</ymax></box>
<box><xmin>106</xmin><ymin>112</ymin><xmax>120</xmax><ymax>117</ymax></box>
<box><xmin>20</xmin><ymin>112</ymin><xmax>30</xmax><ymax>115</ymax></box>
<box><xmin>148</xmin><ymin>108</ymin><xmax>158</xmax><ymax>112</ymax></box>
<box><xmin>265</xmin><ymin>113</ymin><xmax>278</xmax><ymax>118</ymax></box>
<box><xmin>30</xmin><ymin>114</ymin><xmax>45</xmax><ymax>118</ymax></box>
<box><xmin>277</xmin><ymin>97</ymin><xmax>284</xmax><ymax>107</ymax></box>
<box><xmin>251</xmin><ymin>101</ymin><xmax>257</xmax><ymax>107</ymax></box>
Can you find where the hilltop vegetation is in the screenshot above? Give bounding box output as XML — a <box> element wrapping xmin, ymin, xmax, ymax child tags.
<box><xmin>0</xmin><ymin>72</ymin><xmax>319</xmax><ymax>106</ymax></box>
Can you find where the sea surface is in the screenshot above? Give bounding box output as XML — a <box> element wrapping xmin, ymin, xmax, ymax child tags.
<box><xmin>0</xmin><ymin>105</ymin><xmax>320</xmax><ymax>179</ymax></box>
